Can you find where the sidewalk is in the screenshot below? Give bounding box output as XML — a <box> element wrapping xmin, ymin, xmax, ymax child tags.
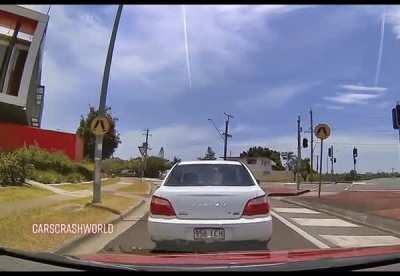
<box><xmin>0</xmin><ymin>178</ymin><xmax>151</xmax><ymax>218</ymax></box>
<box><xmin>283</xmin><ymin>190</ymin><xmax>400</xmax><ymax>236</ymax></box>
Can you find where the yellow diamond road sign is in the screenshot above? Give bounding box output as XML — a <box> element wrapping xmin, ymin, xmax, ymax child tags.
<box><xmin>91</xmin><ymin>116</ymin><xmax>111</xmax><ymax>136</ymax></box>
<box><xmin>314</xmin><ymin>123</ymin><xmax>331</xmax><ymax>140</ymax></box>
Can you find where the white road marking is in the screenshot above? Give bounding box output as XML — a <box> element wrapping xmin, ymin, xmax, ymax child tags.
<box><xmin>320</xmin><ymin>235</ymin><xmax>400</xmax><ymax>248</ymax></box>
<box><xmin>273</xmin><ymin>207</ymin><xmax>320</xmax><ymax>214</ymax></box>
<box><xmin>291</xmin><ymin>218</ymin><xmax>360</xmax><ymax>227</ymax></box>
<box><xmin>271</xmin><ymin>210</ymin><xmax>330</xmax><ymax>249</ymax></box>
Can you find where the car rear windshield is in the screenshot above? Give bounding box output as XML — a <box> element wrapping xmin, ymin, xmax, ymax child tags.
<box><xmin>164</xmin><ymin>164</ymin><xmax>255</xmax><ymax>186</ymax></box>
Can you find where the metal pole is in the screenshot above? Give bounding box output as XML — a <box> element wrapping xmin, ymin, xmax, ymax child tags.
<box><xmin>297</xmin><ymin>115</ymin><xmax>301</xmax><ymax>190</ymax></box>
<box><xmin>318</xmin><ymin>139</ymin><xmax>323</xmax><ymax>198</ymax></box>
<box><xmin>310</xmin><ymin>109</ymin><xmax>314</xmax><ymax>180</ymax></box>
<box><xmin>144</xmin><ymin>129</ymin><xmax>150</xmax><ymax>176</ymax></box>
<box><xmin>331</xmin><ymin>145</ymin><xmax>334</xmax><ymax>175</ymax></box>
<box><xmin>93</xmin><ymin>5</ymin><xmax>123</xmax><ymax>204</ymax></box>
<box><xmin>224</xmin><ymin>119</ymin><xmax>228</xmax><ymax>160</ymax></box>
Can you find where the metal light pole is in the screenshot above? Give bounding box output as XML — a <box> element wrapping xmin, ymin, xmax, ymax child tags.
<box><xmin>297</xmin><ymin>115</ymin><xmax>301</xmax><ymax>190</ymax></box>
<box><xmin>93</xmin><ymin>5</ymin><xmax>123</xmax><ymax>204</ymax></box>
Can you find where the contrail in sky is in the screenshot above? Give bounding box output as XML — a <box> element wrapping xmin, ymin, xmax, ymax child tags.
<box><xmin>374</xmin><ymin>6</ymin><xmax>387</xmax><ymax>86</ymax></box>
<box><xmin>181</xmin><ymin>5</ymin><xmax>192</xmax><ymax>88</ymax></box>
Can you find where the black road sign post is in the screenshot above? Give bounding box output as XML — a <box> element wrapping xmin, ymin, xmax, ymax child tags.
<box><xmin>318</xmin><ymin>139</ymin><xmax>323</xmax><ymax>198</ymax></box>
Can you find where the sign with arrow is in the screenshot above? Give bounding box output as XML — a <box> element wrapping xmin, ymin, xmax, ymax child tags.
<box><xmin>90</xmin><ymin>116</ymin><xmax>111</xmax><ymax>136</ymax></box>
<box><xmin>314</xmin><ymin>123</ymin><xmax>331</xmax><ymax>140</ymax></box>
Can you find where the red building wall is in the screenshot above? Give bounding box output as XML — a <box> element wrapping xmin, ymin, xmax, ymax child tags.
<box><xmin>0</xmin><ymin>122</ymin><xmax>83</xmax><ymax>162</ymax></box>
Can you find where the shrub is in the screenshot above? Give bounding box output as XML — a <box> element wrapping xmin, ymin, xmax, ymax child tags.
<box><xmin>14</xmin><ymin>146</ymin><xmax>75</xmax><ymax>174</ymax></box>
<box><xmin>0</xmin><ymin>152</ymin><xmax>28</xmax><ymax>186</ymax></box>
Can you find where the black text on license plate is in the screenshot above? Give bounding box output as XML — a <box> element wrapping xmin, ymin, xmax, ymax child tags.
<box><xmin>193</xmin><ymin>228</ymin><xmax>225</xmax><ymax>241</ymax></box>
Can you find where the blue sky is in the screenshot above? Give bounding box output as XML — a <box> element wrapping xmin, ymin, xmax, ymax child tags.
<box><xmin>23</xmin><ymin>5</ymin><xmax>400</xmax><ymax>173</ymax></box>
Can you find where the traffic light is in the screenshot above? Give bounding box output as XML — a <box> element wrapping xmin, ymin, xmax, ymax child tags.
<box><xmin>393</xmin><ymin>105</ymin><xmax>400</xmax><ymax>129</ymax></box>
<box><xmin>393</xmin><ymin>108</ymin><xmax>399</xmax><ymax>129</ymax></box>
<box><xmin>353</xmin><ymin>147</ymin><xmax>358</xmax><ymax>158</ymax></box>
<box><xmin>328</xmin><ymin>147</ymin><xmax>332</xmax><ymax>157</ymax></box>
<box><xmin>334</xmin><ymin>158</ymin><xmax>336</xmax><ymax>163</ymax></box>
<box><xmin>302</xmin><ymin>138</ymin><xmax>308</xmax><ymax>148</ymax></box>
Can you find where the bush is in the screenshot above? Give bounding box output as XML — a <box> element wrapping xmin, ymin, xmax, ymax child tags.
<box><xmin>14</xmin><ymin>146</ymin><xmax>75</xmax><ymax>174</ymax></box>
<box><xmin>0</xmin><ymin>152</ymin><xmax>28</xmax><ymax>186</ymax></box>
<box><xmin>11</xmin><ymin>146</ymin><xmax>94</xmax><ymax>184</ymax></box>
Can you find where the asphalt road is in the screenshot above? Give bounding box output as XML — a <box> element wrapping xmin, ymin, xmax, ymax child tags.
<box><xmin>101</xmin><ymin>213</ymin><xmax>317</xmax><ymax>254</ymax></box>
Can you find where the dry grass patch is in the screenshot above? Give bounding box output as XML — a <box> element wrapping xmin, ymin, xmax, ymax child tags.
<box><xmin>0</xmin><ymin>193</ymin><xmax>140</xmax><ymax>252</ymax></box>
<box><xmin>57</xmin><ymin>178</ymin><xmax>120</xmax><ymax>192</ymax></box>
<box><xmin>0</xmin><ymin>186</ymin><xmax>54</xmax><ymax>204</ymax></box>
<box><xmin>117</xmin><ymin>179</ymin><xmax>151</xmax><ymax>195</ymax></box>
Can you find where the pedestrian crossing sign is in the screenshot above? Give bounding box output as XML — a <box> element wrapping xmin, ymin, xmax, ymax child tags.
<box><xmin>91</xmin><ymin>116</ymin><xmax>111</xmax><ymax>136</ymax></box>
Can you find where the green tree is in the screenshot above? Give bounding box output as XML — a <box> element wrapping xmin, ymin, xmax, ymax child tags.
<box><xmin>199</xmin><ymin>146</ymin><xmax>217</xmax><ymax>160</ymax></box>
<box><xmin>144</xmin><ymin>156</ymin><xmax>170</xmax><ymax>178</ymax></box>
<box><xmin>76</xmin><ymin>106</ymin><xmax>121</xmax><ymax>161</ymax></box>
<box><xmin>171</xmin><ymin>156</ymin><xmax>181</xmax><ymax>166</ymax></box>
<box><xmin>240</xmin><ymin>146</ymin><xmax>285</xmax><ymax>170</ymax></box>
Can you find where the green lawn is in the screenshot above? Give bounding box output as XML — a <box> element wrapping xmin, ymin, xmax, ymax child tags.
<box><xmin>0</xmin><ymin>186</ymin><xmax>54</xmax><ymax>204</ymax></box>
<box><xmin>57</xmin><ymin>178</ymin><xmax>120</xmax><ymax>191</ymax></box>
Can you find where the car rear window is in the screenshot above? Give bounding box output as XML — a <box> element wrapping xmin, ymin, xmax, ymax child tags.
<box><xmin>164</xmin><ymin>164</ymin><xmax>255</xmax><ymax>186</ymax></box>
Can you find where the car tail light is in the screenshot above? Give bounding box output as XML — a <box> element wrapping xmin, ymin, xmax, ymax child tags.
<box><xmin>242</xmin><ymin>195</ymin><xmax>270</xmax><ymax>216</ymax></box>
<box><xmin>150</xmin><ymin>195</ymin><xmax>176</xmax><ymax>216</ymax></box>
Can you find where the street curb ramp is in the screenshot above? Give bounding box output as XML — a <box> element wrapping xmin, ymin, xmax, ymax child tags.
<box><xmin>282</xmin><ymin>197</ymin><xmax>400</xmax><ymax>238</ymax></box>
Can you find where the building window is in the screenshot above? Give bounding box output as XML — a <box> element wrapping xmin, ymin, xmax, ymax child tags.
<box><xmin>5</xmin><ymin>45</ymin><xmax>28</xmax><ymax>96</ymax></box>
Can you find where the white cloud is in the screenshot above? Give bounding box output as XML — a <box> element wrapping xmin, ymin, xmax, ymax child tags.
<box><xmin>339</xmin><ymin>84</ymin><xmax>387</xmax><ymax>93</ymax></box>
<box><xmin>238</xmin><ymin>81</ymin><xmax>320</xmax><ymax>110</ymax></box>
<box><xmin>324</xmin><ymin>93</ymin><xmax>381</xmax><ymax>104</ymax></box>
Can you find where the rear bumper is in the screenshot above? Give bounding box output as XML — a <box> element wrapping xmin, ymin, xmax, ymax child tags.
<box><xmin>148</xmin><ymin>215</ymin><xmax>272</xmax><ymax>242</ymax></box>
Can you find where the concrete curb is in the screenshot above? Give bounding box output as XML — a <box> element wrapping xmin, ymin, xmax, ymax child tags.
<box><xmin>268</xmin><ymin>189</ymin><xmax>310</xmax><ymax>197</ymax></box>
<box><xmin>52</xmin><ymin>198</ymin><xmax>146</xmax><ymax>255</ymax></box>
<box><xmin>282</xmin><ymin>197</ymin><xmax>400</xmax><ymax>238</ymax></box>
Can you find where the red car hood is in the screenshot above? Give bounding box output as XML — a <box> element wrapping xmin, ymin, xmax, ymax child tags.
<box><xmin>80</xmin><ymin>245</ymin><xmax>400</xmax><ymax>267</ymax></box>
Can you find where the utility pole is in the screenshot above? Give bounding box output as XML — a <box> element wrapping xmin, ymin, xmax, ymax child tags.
<box><xmin>223</xmin><ymin>113</ymin><xmax>234</xmax><ymax>160</ymax></box>
<box><xmin>310</xmin><ymin>109</ymin><xmax>314</xmax><ymax>178</ymax></box>
<box><xmin>142</xmin><ymin>128</ymin><xmax>151</xmax><ymax>177</ymax></box>
<box><xmin>297</xmin><ymin>115</ymin><xmax>302</xmax><ymax>190</ymax></box>
<box><xmin>330</xmin><ymin>145</ymin><xmax>334</xmax><ymax>175</ymax></box>
<box><xmin>92</xmin><ymin>5</ymin><xmax>123</xmax><ymax>204</ymax></box>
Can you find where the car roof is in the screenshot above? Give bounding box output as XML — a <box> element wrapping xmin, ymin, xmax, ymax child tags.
<box><xmin>178</xmin><ymin>160</ymin><xmax>243</xmax><ymax>166</ymax></box>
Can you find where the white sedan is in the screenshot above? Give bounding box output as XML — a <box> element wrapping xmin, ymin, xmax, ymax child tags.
<box><xmin>147</xmin><ymin>160</ymin><xmax>272</xmax><ymax>250</ymax></box>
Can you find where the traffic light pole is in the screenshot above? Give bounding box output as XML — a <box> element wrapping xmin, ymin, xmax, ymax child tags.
<box><xmin>310</xmin><ymin>109</ymin><xmax>314</xmax><ymax>181</ymax></box>
<box><xmin>93</xmin><ymin>5</ymin><xmax>123</xmax><ymax>204</ymax></box>
<box><xmin>297</xmin><ymin>115</ymin><xmax>301</xmax><ymax>190</ymax></box>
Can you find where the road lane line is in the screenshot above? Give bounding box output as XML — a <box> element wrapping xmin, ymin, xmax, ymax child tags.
<box><xmin>291</xmin><ymin>218</ymin><xmax>360</xmax><ymax>227</ymax></box>
<box><xmin>273</xmin><ymin>207</ymin><xmax>320</xmax><ymax>214</ymax></box>
<box><xmin>320</xmin><ymin>235</ymin><xmax>400</xmax><ymax>248</ymax></box>
<box><xmin>270</xmin><ymin>210</ymin><xmax>330</xmax><ymax>249</ymax></box>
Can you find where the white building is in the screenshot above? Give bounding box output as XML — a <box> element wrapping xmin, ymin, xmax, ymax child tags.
<box><xmin>0</xmin><ymin>5</ymin><xmax>48</xmax><ymax>127</ymax></box>
<box><xmin>226</xmin><ymin>156</ymin><xmax>274</xmax><ymax>175</ymax></box>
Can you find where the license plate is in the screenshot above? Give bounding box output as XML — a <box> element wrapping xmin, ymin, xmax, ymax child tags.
<box><xmin>193</xmin><ymin>228</ymin><xmax>225</xmax><ymax>241</ymax></box>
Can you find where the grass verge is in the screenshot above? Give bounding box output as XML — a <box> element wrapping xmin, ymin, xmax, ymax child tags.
<box><xmin>0</xmin><ymin>193</ymin><xmax>140</xmax><ymax>252</ymax></box>
<box><xmin>0</xmin><ymin>186</ymin><xmax>54</xmax><ymax>204</ymax></box>
<box><xmin>117</xmin><ymin>179</ymin><xmax>151</xmax><ymax>195</ymax></box>
<box><xmin>57</xmin><ymin>178</ymin><xmax>120</xmax><ymax>192</ymax></box>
